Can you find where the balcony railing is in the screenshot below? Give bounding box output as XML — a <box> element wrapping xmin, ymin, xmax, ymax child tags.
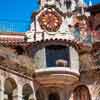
<box><xmin>0</xmin><ymin>19</ymin><xmax>31</xmax><ymax>32</ymax></box>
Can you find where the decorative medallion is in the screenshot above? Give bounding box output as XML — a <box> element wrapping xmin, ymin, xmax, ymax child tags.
<box><xmin>38</xmin><ymin>8</ymin><xmax>62</xmax><ymax>32</ymax></box>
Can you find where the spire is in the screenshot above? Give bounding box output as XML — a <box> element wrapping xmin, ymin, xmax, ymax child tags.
<box><xmin>40</xmin><ymin>0</ymin><xmax>46</xmax><ymax>7</ymax></box>
<box><xmin>80</xmin><ymin>0</ymin><xmax>85</xmax><ymax>15</ymax></box>
<box><xmin>81</xmin><ymin>0</ymin><xmax>84</xmax><ymax>5</ymax></box>
<box><xmin>79</xmin><ymin>0</ymin><xmax>87</xmax><ymax>7</ymax></box>
<box><xmin>89</xmin><ymin>0</ymin><xmax>92</xmax><ymax>6</ymax></box>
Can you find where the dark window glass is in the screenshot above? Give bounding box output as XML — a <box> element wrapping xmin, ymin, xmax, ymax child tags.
<box><xmin>46</xmin><ymin>45</ymin><xmax>70</xmax><ymax>67</ymax></box>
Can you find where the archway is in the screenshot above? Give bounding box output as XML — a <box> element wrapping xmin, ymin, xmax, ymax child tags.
<box><xmin>23</xmin><ymin>84</ymin><xmax>33</xmax><ymax>100</ymax></box>
<box><xmin>48</xmin><ymin>92</ymin><xmax>60</xmax><ymax>100</ymax></box>
<box><xmin>4</xmin><ymin>78</ymin><xmax>17</xmax><ymax>100</ymax></box>
<box><xmin>73</xmin><ymin>85</ymin><xmax>91</xmax><ymax>100</ymax></box>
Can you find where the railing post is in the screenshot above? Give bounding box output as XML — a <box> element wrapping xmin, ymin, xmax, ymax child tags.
<box><xmin>0</xmin><ymin>77</ymin><xmax>4</xmax><ymax>100</ymax></box>
<box><xmin>34</xmin><ymin>32</ymin><xmax>36</xmax><ymax>41</ymax></box>
<box><xmin>42</xmin><ymin>31</ymin><xmax>45</xmax><ymax>41</ymax></box>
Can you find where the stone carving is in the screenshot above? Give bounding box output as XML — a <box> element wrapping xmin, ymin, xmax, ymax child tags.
<box><xmin>93</xmin><ymin>49</ymin><xmax>100</xmax><ymax>66</ymax></box>
<box><xmin>56</xmin><ymin>0</ymin><xmax>76</xmax><ymax>13</ymax></box>
<box><xmin>89</xmin><ymin>82</ymin><xmax>100</xmax><ymax>100</ymax></box>
<box><xmin>79</xmin><ymin>52</ymin><xmax>96</xmax><ymax>72</ymax></box>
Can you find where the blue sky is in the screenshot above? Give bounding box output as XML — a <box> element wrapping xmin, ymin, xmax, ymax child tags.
<box><xmin>84</xmin><ymin>0</ymin><xmax>100</xmax><ymax>5</ymax></box>
<box><xmin>0</xmin><ymin>0</ymin><xmax>99</xmax><ymax>32</ymax></box>
<box><xmin>0</xmin><ymin>0</ymin><xmax>39</xmax><ymax>21</ymax></box>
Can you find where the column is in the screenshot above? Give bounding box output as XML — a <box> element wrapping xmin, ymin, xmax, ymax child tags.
<box><xmin>30</xmin><ymin>82</ymin><xmax>37</xmax><ymax>100</ymax></box>
<box><xmin>13</xmin><ymin>85</ymin><xmax>22</xmax><ymax>100</ymax></box>
<box><xmin>69</xmin><ymin>46</ymin><xmax>79</xmax><ymax>72</ymax></box>
<box><xmin>34</xmin><ymin>48</ymin><xmax>46</xmax><ymax>68</ymax></box>
<box><xmin>0</xmin><ymin>77</ymin><xmax>4</xmax><ymax>100</ymax></box>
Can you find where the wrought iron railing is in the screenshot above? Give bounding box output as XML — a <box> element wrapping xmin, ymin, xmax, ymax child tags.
<box><xmin>0</xmin><ymin>19</ymin><xmax>31</xmax><ymax>32</ymax></box>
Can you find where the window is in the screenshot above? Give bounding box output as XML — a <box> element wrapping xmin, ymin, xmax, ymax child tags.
<box><xmin>73</xmin><ymin>86</ymin><xmax>91</xmax><ymax>100</ymax></box>
<box><xmin>46</xmin><ymin>45</ymin><xmax>70</xmax><ymax>67</ymax></box>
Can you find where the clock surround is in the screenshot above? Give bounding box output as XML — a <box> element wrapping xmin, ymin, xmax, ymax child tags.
<box><xmin>38</xmin><ymin>8</ymin><xmax>62</xmax><ymax>32</ymax></box>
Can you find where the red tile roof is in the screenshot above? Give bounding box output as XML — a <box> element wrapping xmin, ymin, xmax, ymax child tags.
<box><xmin>0</xmin><ymin>32</ymin><xmax>26</xmax><ymax>45</ymax></box>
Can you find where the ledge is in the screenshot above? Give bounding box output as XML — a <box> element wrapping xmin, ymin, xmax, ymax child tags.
<box><xmin>33</xmin><ymin>67</ymin><xmax>80</xmax><ymax>87</ymax></box>
<box><xmin>35</xmin><ymin>67</ymin><xmax>79</xmax><ymax>75</ymax></box>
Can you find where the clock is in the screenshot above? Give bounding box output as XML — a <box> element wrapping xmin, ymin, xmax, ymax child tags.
<box><xmin>38</xmin><ymin>8</ymin><xmax>62</xmax><ymax>32</ymax></box>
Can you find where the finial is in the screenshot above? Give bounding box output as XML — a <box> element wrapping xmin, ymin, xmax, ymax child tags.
<box><xmin>89</xmin><ymin>0</ymin><xmax>92</xmax><ymax>6</ymax></box>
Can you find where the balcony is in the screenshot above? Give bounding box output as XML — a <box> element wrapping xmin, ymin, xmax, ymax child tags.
<box><xmin>34</xmin><ymin>67</ymin><xmax>80</xmax><ymax>87</ymax></box>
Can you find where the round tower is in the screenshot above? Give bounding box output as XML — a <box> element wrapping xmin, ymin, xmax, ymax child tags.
<box><xmin>25</xmin><ymin>0</ymin><xmax>95</xmax><ymax>100</ymax></box>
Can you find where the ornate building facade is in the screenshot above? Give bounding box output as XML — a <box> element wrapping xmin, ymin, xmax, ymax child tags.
<box><xmin>0</xmin><ymin>0</ymin><xmax>100</xmax><ymax>100</ymax></box>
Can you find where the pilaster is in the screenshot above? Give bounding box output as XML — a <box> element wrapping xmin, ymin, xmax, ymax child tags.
<box><xmin>0</xmin><ymin>77</ymin><xmax>4</xmax><ymax>100</ymax></box>
<box><xmin>13</xmin><ymin>85</ymin><xmax>22</xmax><ymax>100</ymax></box>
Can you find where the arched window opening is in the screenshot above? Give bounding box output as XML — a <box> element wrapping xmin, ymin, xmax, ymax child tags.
<box><xmin>23</xmin><ymin>84</ymin><xmax>33</xmax><ymax>100</ymax></box>
<box><xmin>4</xmin><ymin>78</ymin><xmax>17</xmax><ymax>100</ymax></box>
<box><xmin>73</xmin><ymin>85</ymin><xmax>91</xmax><ymax>100</ymax></box>
<box><xmin>48</xmin><ymin>92</ymin><xmax>60</xmax><ymax>100</ymax></box>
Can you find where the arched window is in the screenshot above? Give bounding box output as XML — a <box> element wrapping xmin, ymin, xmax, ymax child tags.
<box><xmin>48</xmin><ymin>92</ymin><xmax>60</xmax><ymax>100</ymax></box>
<box><xmin>22</xmin><ymin>84</ymin><xmax>33</xmax><ymax>100</ymax></box>
<box><xmin>4</xmin><ymin>78</ymin><xmax>17</xmax><ymax>100</ymax></box>
<box><xmin>73</xmin><ymin>85</ymin><xmax>91</xmax><ymax>100</ymax></box>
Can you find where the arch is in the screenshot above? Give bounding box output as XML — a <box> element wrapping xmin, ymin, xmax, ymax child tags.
<box><xmin>48</xmin><ymin>92</ymin><xmax>60</xmax><ymax>100</ymax></box>
<box><xmin>73</xmin><ymin>85</ymin><xmax>91</xmax><ymax>100</ymax></box>
<box><xmin>32</xmin><ymin>39</ymin><xmax>80</xmax><ymax>52</ymax></box>
<box><xmin>4</xmin><ymin>78</ymin><xmax>17</xmax><ymax>100</ymax></box>
<box><xmin>22</xmin><ymin>83</ymin><xmax>33</xmax><ymax>100</ymax></box>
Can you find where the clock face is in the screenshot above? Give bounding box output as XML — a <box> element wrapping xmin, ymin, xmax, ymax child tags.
<box><xmin>38</xmin><ymin>8</ymin><xmax>62</xmax><ymax>32</ymax></box>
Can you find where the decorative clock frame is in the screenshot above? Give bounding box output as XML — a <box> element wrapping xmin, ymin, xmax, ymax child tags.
<box><xmin>38</xmin><ymin>8</ymin><xmax>62</xmax><ymax>32</ymax></box>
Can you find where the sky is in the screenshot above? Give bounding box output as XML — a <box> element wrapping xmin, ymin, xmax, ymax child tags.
<box><xmin>0</xmin><ymin>0</ymin><xmax>99</xmax><ymax>32</ymax></box>
<box><xmin>0</xmin><ymin>0</ymin><xmax>39</xmax><ymax>21</ymax></box>
<box><xmin>85</xmin><ymin>0</ymin><xmax>100</xmax><ymax>5</ymax></box>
